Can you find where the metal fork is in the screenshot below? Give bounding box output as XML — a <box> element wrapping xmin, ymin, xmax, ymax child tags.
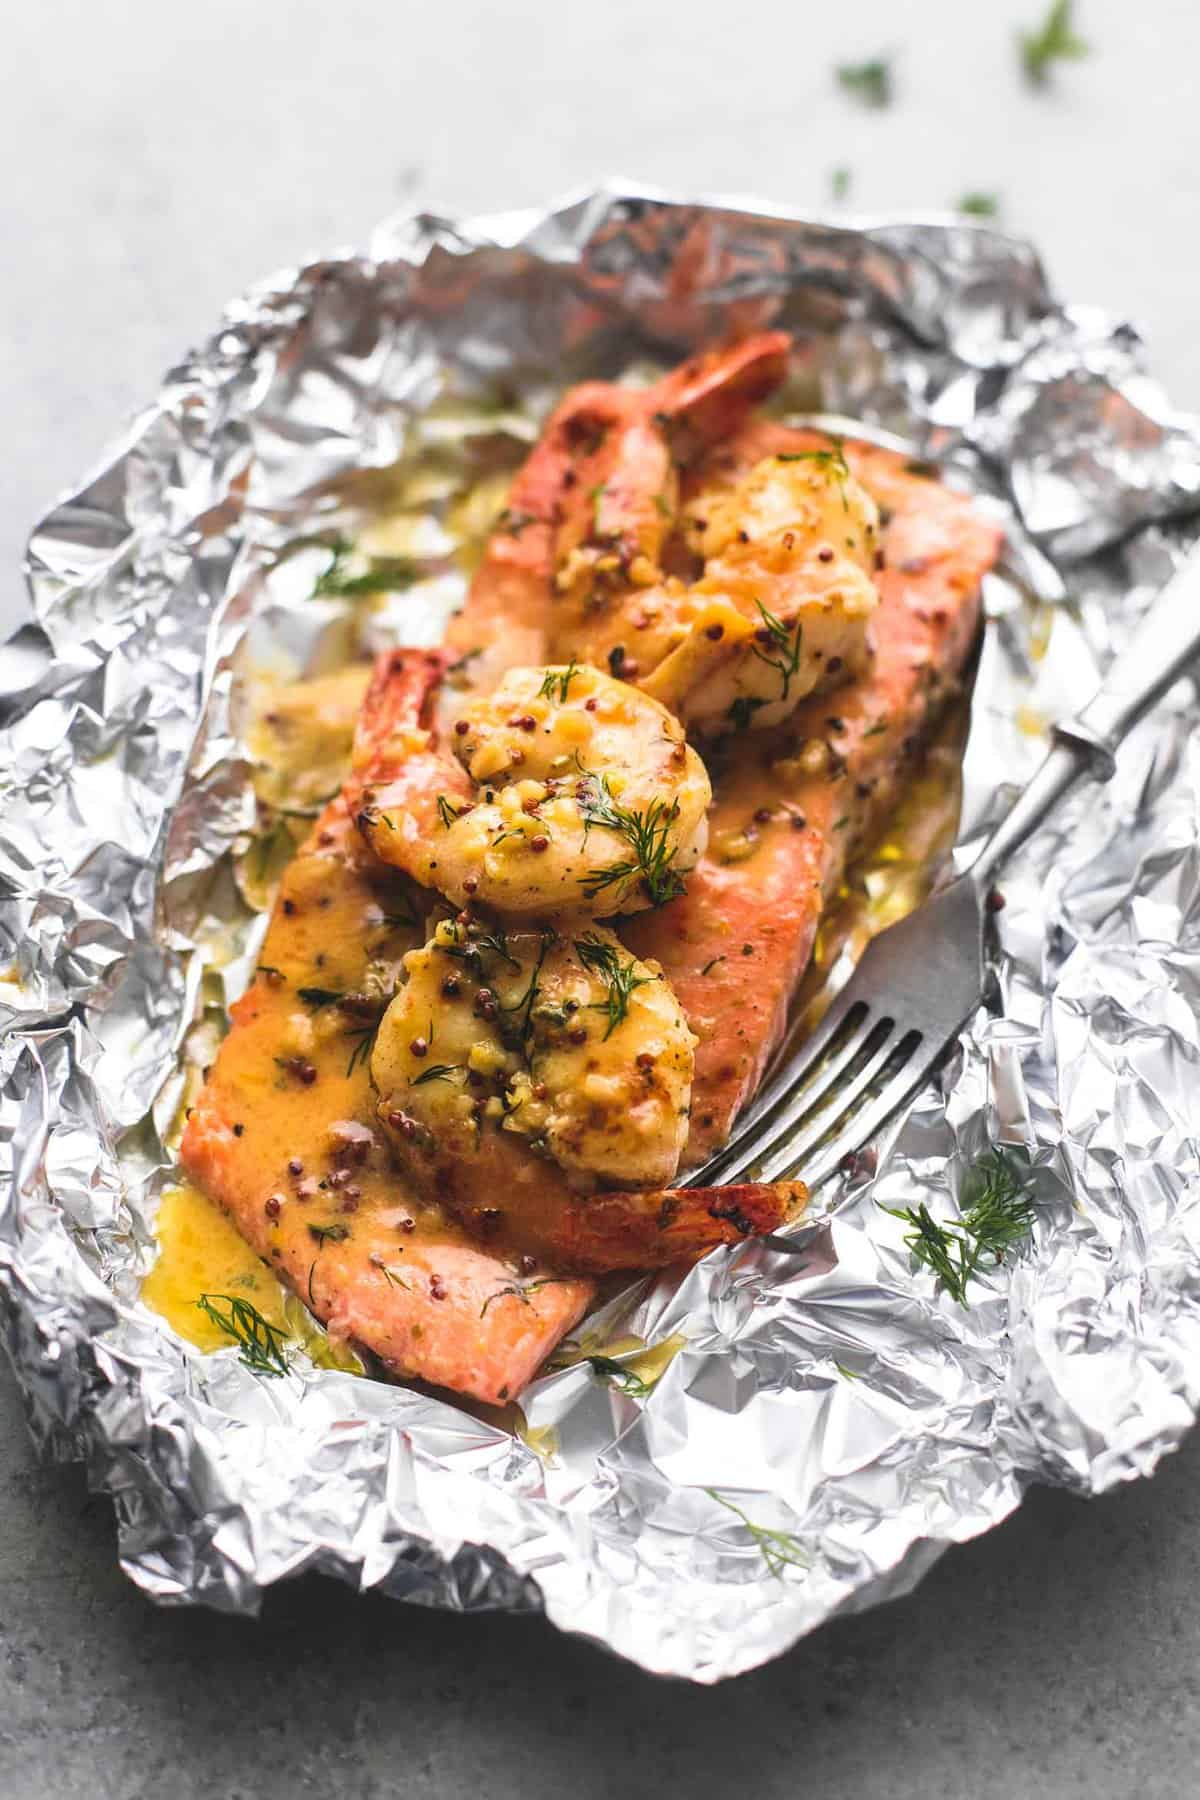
<box><xmin>685</xmin><ymin>422</ymin><xmax>1200</xmax><ymax>1197</ymax></box>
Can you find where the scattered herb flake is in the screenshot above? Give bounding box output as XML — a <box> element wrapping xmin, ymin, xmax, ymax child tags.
<box><xmin>831</xmin><ymin>166</ymin><xmax>853</xmax><ymax>202</ymax></box>
<box><xmin>437</xmin><ymin>794</ymin><xmax>466</xmax><ymax>830</ymax></box>
<box><xmin>835</xmin><ymin>55</ymin><xmax>893</xmax><ymax>109</ymax></box>
<box><xmin>1019</xmin><ymin>0</ymin><xmax>1089</xmax><ymax>86</ymax></box>
<box><xmin>957</xmin><ymin>191</ymin><xmax>1000</xmax><ymax>218</ymax></box>
<box><xmin>308</xmin><ymin>1222</ymin><xmax>351</xmax><ymax>1247</ymax></box>
<box><xmin>728</xmin><ymin>695</ymin><xmax>767</xmax><ymax>732</ymax></box>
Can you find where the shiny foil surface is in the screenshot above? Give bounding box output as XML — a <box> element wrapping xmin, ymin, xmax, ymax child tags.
<box><xmin>3</xmin><ymin>185</ymin><xmax>1200</xmax><ymax>1682</ymax></box>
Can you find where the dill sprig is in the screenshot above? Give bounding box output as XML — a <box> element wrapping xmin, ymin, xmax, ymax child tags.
<box><xmin>345</xmin><ymin>1021</ymin><xmax>379</xmax><ymax>1079</ymax></box>
<box><xmin>538</xmin><ymin>658</ymin><xmax>579</xmax><ymax>704</ymax></box>
<box><xmin>574</xmin><ymin>934</ymin><xmax>656</xmax><ymax>1039</ymax></box>
<box><xmin>883</xmin><ymin>1147</ymin><xmax>1036</xmax><ymax>1306</ymax></box>
<box><xmin>480</xmin><ymin>1276</ymin><xmax>570</xmax><ymax>1317</ymax></box>
<box><xmin>750</xmin><ymin>599</ymin><xmax>805</xmax><ymax>704</ymax></box>
<box><xmin>706</xmin><ymin>1490</ymin><xmax>811</xmax><ymax>1579</ymax></box>
<box><xmin>411</xmin><ymin>1062</ymin><xmax>464</xmax><ymax>1086</ymax></box>
<box><xmin>1019</xmin><ymin>0</ymin><xmax>1089</xmax><ymax>86</ymax></box>
<box><xmin>196</xmin><ymin>1293</ymin><xmax>290</xmax><ymax>1377</ymax></box>
<box><xmin>588</xmin><ymin>1355</ymin><xmax>652</xmax><ymax>1398</ymax></box>
<box><xmin>835</xmin><ymin>56</ymin><xmax>893</xmax><ymax>108</ymax></box>
<box><xmin>313</xmin><ymin>544</ymin><xmax>419</xmax><ymax>599</ymax></box>
<box><xmin>441</xmin><ymin>923</ymin><xmax>521</xmax><ymax>972</ymax></box>
<box><xmin>576</xmin><ymin>773</ymin><xmax>687</xmax><ymax>908</ymax></box>
<box><xmin>437</xmin><ymin>794</ymin><xmax>467</xmax><ymax>830</ymax></box>
<box><xmin>501</xmin><ymin>929</ymin><xmax>554</xmax><ymax>1046</ymax></box>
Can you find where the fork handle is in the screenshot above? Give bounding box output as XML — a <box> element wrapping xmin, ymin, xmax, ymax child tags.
<box><xmin>970</xmin><ymin>543</ymin><xmax>1200</xmax><ymax>889</ymax></box>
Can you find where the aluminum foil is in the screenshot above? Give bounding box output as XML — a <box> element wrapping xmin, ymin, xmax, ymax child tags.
<box><xmin>4</xmin><ymin>183</ymin><xmax>1200</xmax><ymax>1682</ymax></box>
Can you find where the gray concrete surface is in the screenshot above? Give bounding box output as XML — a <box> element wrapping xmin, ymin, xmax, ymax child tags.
<box><xmin>3</xmin><ymin>2</ymin><xmax>1200</xmax><ymax>1794</ymax></box>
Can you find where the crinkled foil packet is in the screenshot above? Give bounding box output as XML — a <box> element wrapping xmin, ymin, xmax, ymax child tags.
<box><xmin>3</xmin><ymin>185</ymin><xmax>1200</xmax><ymax>1682</ymax></box>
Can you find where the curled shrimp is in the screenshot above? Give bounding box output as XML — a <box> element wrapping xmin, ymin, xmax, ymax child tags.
<box><xmin>374</xmin><ymin>916</ymin><xmax>695</xmax><ymax>1188</ymax></box>
<box><xmin>553</xmin><ymin>444</ymin><xmax>881</xmax><ymax>737</ymax></box>
<box><xmin>445</xmin><ymin>331</ymin><xmax>793</xmax><ymax>700</ymax></box>
<box><xmin>370</xmin><ymin>914</ymin><xmax>805</xmax><ymax>1270</ymax></box>
<box><xmin>348</xmin><ymin>650</ymin><xmax>711</xmax><ymax>919</ymax></box>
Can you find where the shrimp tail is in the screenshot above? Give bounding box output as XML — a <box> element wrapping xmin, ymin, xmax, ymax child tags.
<box><xmin>351</xmin><ymin>646</ymin><xmax>451</xmax><ymax>779</ymax></box>
<box><xmin>545</xmin><ymin>1177</ymin><xmax>807</xmax><ymax>1271</ymax></box>
<box><xmin>650</xmin><ymin>330</ymin><xmax>791</xmax><ymax>462</ymax></box>
<box><xmin>347</xmin><ymin>647</ymin><xmax>471</xmax><ymax>871</ymax></box>
<box><xmin>442</xmin><ymin>1174</ymin><xmax>808</xmax><ymax>1273</ymax></box>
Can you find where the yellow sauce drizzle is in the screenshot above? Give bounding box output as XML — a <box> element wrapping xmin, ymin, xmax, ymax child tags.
<box><xmin>143</xmin><ymin>1182</ymin><xmax>362</xmax><ymax>1374</ymax></box>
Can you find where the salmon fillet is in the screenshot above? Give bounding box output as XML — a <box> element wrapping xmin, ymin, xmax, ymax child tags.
<box><xmin>624</xmin><ymin>426</ymin><xmax>1002</xmax><ymax>1165</ymax></box>
<box><xmin>179</xmin><ymin>799</ymin><xmax>592</xmax><ymax>1404</ymax></box>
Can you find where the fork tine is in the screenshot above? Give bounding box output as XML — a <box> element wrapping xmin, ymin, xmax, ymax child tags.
<box><xmin>799</xmin><ymin>1041</ymin><xmax>935</xmax><ymax>1190</ymax></box>
<box><xmin>753</xmin><ymin>1026</ymin><xmax>914</xmax><ymax>1183</ymax></box>
<box><xmin>690</xmin><ymin>1002</ymin><xmax>876</xmax><ymax>1188</ymax></box>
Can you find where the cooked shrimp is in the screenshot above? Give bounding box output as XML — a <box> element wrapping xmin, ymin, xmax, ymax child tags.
<box><xmin>370</xmin><ymin>914</ymin><xmax>805</xmax><ymax>1271</ymax></box>
<box><xmin>444</xmin><ymin>332</ymin><xmax>792</xmax><ymax>698</ymax></box>
<box><xmin>552</xmin><ymin>446</ymin><xmax>881</xmax><ymax>737</ymax></box>
<box><xmin>348</xmin><ymin>651</ymin><xmax>711</xmax><ymax>920</ymax></box>
<box><xmin>373</xmin><ymin>916</ymin><xmax>695</xmax><ymax>1188</ymax></box>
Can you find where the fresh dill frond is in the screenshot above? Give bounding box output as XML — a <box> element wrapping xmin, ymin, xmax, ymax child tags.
<box><xmin>345</xmin><ymin>1022</ymin><xmax>379</xmax><ymax>1079</ymax></box>
<box><xmin>884</xmin><ymin>1147</ymin><xmax>1036</xmax><ymax>1305</ymax></box>
<box><xmin>479</xmin><ymin>1276</ymin><xmax>570</xmax><ymax>1317</ymax></box>
<box><xmin>574</xmin><ymin>935</ymin><xmax>656</xmax><ymax>1039</ymax></box>
<box><xmin>960</xmin><ymin>1147</ymin><xmax>1038</xmax><ymax>1260</ymax></box>
<box><xmin>706</xmin><ymin>1489</ymin><xmax>811</xmax><ymax>1579</ymax></box>
<box><xmin>750</xmin><ymin>599</ymin><xmax>805</xmax><ymax>704</ymax></box>
<box><xmin>313</xmin><ymin>543</ymin><xmax>419</xmax><ymax>598</ymax></box>
<box><xmin>501</xmin><ymin>929</ymin><xmax>555</xmax><ymax>1046</ymax></box>
<box><xmin>440</xmin><ymin>923</ymin><xmax>521</xmax><ymax>972</ymax></box>
<box><xmin>1019</xmin><ymin>0</ymin><xmax>1089</xmax><ymax>86</ymax></box>
<box><xmin>411</xmin><ymin>1062</ymin><xmax>464</xmax><ymax>1086</ymax></box>
<box><xmin>436</xmin><ymin>794</ymin><xmax>467</xmax><ymax>830</ymax></box>
<box><xmin>196</xmin><ymin>1293</ymin><xmax>291</xmax><ymax>1377</ymax></box>
<box><xmin>576</xmin><ymin>772</ymin><xmax>687</xmax><ymax>908</ymax></box>
<box><xmin>588</xmin><ymin>1355</ymin><xmax>652</xmax><ymax>1398</ymax></box>
<box><xmin>835</xmin><ymin>56</ymin><xmax>893</xmax><ymax>108</ymax></box>
<box><xmin>538</xmin><ymin>658</ymin><xmax>580</xmax><ymax>704</ymax></box>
